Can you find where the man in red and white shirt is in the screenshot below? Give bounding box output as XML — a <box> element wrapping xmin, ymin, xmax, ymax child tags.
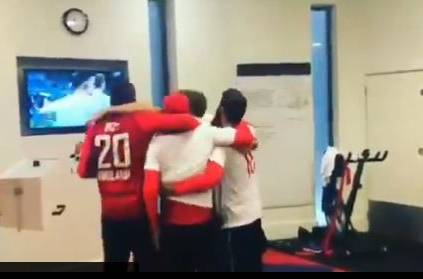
<box><xmin>77</xmin><ymin>83</ymin><xmax>199</xmax><ymax>272</ymax></box>
<box><xmin>143</xmin><ymin>90</ymin><xmax>256</xmax><ymax>272</ymax></box>
<box><xmin>167</xmin><ymin>89</ymin><xmax>266</xmax><ymax>272</ymax></box>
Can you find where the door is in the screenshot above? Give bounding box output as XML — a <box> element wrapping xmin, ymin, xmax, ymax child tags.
<box><xmin>366</xmin><ymin>72</ymin><xmax>423</xmax><ymax>207</ymax></box>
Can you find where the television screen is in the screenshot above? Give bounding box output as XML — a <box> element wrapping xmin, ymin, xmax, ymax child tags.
<box><xmin>26</xmin><ymin>70</ymin><xmax>124</xmax><ymax>129</ymax></box>
<box><xmin>17</xmin><ymin>57</ymin><xmax>129</xmax><ymax>136</ymax></box>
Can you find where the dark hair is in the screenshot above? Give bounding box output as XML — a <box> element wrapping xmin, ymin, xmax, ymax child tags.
<box><xmin>111</xmin><ymin>82</ymin><xmax>136</xmax><ymax>106</ymax></box>
<box><xmin>219</xmin><ymin>88</ymin><xmax>247</xmax><ymax>125</ymax></box>
<box><xmin>180</xmin><ymin>89</ymin><xmax>207</xmax><ymax>117</ymax></box>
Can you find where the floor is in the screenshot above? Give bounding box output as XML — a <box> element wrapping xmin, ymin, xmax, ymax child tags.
<box><xmin>263</xmin><ymin>250</ymin><xmax>343</xmax><ymax>272</ymax></box>
<box><xmin>270</xmin><ymin>236</ymin><xmax>423</xmax><ymax>272</ymax></box>
<box><xmin>4</xmin><ymin>239</ymin><xmax>421</xmax><ymax>272</ymax></box>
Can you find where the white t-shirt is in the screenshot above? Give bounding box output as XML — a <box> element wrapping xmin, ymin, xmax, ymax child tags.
<box><xmin>215</xmin><ymin>126</ymin><xmax>262</xmax><ymax>229</ymax></box>
<box><xmin>144</xmin><ymin>122</ymin><xmax>239</xmax><ymax>208</ymax></box>
<box><xmin>321</xmin><ymin>146</ymin><xmax>341</xmax><ymax>185</ymax></box>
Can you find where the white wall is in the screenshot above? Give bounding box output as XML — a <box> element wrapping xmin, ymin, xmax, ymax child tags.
<box><xmin>363</xmin><ymin>0</ymin><xmax>423</xmax><ymax>74</ymax></box>
<box><xmin>0</xmin><ymin>0</ymin><xmax>151</xmax><ymax>261</ymax></box>
<box><xmin>171</xmin><ymin>0</ymin><xmax>369</xmax><ymax>238</ymax></box>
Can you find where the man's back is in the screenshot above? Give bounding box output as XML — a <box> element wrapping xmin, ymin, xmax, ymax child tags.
<box><xmin>81</xmin><ymin>113</ymin><xmax>152</xmax><ymax>219</ymax></box>
<box><xmin>220</xmin><ymin>150</ymin><xmax>262</xmax><ymax>228</ymax></box>
<box><xmin>76</xmin><ymin>89</ymin><xmax>200</xmax><ymax>269</ymax></box>
<box><xmin>219</xmin><ymin>124</ymin><xmax>262</xmax><ymax>228</ymax></box>
<box><xmin>79</xmin><ymin>110</ymin><xmax>200</xmax><ymax>220</ymax></box>
<box><xmin>146</xmin><ymin>123</ymin><xmax>228</xmax><ymax>208</ymax></box>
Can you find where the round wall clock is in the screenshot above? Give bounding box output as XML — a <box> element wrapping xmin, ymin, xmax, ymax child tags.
<box><xmin>63</xmin><ymin>8</ymin><xmax>89</xmax><ymax>35</ymax></box>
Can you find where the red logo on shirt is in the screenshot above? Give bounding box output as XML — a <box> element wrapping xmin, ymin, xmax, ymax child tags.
<box><xmin>104</xmin><ymin>122</ymin><xmax>121</xmax><ymax>133</ymax></box>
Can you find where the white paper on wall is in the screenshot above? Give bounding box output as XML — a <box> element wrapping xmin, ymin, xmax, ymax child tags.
<box><xmin>235</xmin><ymin>75</ymin><xmax>314</xmax><ymax>208</ymax></box>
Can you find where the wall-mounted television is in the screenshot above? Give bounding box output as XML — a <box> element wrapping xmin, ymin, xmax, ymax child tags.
<box><xmin>17</xmin><ymin>57</ymin><xmax>129</xmax><ymax>136</ymax></box>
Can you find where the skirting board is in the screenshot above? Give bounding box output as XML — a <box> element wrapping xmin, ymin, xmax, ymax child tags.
<box><xmin>35</xmin><ymin>208</ymin><xmax>371</xmax><ymax>264</ymax></box>
<box><xmin>262</xmin><ymin>205</ymin><xmax>369</xmax><ymax>240</ymax></box>
<box><xmin>262</xmin><ymin>205</ymin><xmax>315</xmax><ymax>240</ymax></box>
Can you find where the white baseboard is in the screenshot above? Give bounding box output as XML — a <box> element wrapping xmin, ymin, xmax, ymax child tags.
<box><xmin>262</xmin><ymin>205</ymin><xmax>369</xmax><ymax>240</ymax></box>
<box><xmin>262</xmin><ymin>205</ymin><xmax>315</xmax><ymax>240</ymax></box>
<box><xmin>264</xmin><ymin>219</ymin><xmax>316</xmax><ymax>240</ymax></box>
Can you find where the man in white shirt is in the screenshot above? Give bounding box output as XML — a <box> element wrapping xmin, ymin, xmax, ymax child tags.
<box><xmin>216</xmin><ymin>90</ymin><xmax>266</xmax><ymax>273</ymax></box>
<box><xmin>168</xmin><ymin>89</ymin><xmax>266</xmax><ymax>272</ymax></box>
<box><xmin>143</xmin><ymin>90</ymin><xmax>256</xmax><ymax>272</ymax></box>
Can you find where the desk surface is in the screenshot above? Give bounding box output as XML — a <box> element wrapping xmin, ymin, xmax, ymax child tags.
<box><xmin>0</xmin><ymin>159</ymin><xmax>58</xmax><ymax>180</ymax></box>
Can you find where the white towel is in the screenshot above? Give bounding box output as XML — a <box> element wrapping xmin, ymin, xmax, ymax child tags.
<box><xmin>321</xmin><ymin>147</ymin><xmax>340</xmax><ymax>185</ymax></box>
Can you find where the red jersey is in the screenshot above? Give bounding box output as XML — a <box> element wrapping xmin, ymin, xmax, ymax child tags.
<box><xmin>78</xmin><ymin>111</ymin><xmax>198</xmax><ymax>220</ymax></box>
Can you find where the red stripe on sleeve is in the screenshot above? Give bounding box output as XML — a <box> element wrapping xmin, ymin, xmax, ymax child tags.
<box><xmin>143</xmin><ymin>170</ymin><xmax>161</xmax><ymax>237</ymax></box>
<box><xmin>138</xmin><ymin>112</ymin><xmax>199</xmax><ymax>135</ymax></box>
<box><xmin>233</xmin><ymin>122</ymin><xmax>256</xmax><ymax>149</ymax></box>
<box><xmin>172</xmin><ymin>161</ymin><xmax>224</xmax><ymax>196</ymax></box>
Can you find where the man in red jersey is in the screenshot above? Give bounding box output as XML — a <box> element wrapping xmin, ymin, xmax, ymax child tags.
<box><xmin>77</xmin><ymin>83</ymin><xmax>198</xmax><ymax>272</ymax></box>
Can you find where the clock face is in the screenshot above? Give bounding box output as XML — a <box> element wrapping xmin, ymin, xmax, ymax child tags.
<box><xmin>63</xmin><ymin>9</ymin><xmax>89</xmax><ymax>35</ymax></box>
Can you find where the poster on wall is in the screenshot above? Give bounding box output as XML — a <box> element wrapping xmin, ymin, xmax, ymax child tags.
<box><xmin>235</xmin><ymin>63</ymin><xmax>314</xmax><ymax>208</ymax></box>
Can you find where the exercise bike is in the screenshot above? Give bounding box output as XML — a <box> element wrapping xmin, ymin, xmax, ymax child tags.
<box><xmin>298</xmin><ymin>149</ymin><xmax>389</xmax><ymax>258</ymax></box>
